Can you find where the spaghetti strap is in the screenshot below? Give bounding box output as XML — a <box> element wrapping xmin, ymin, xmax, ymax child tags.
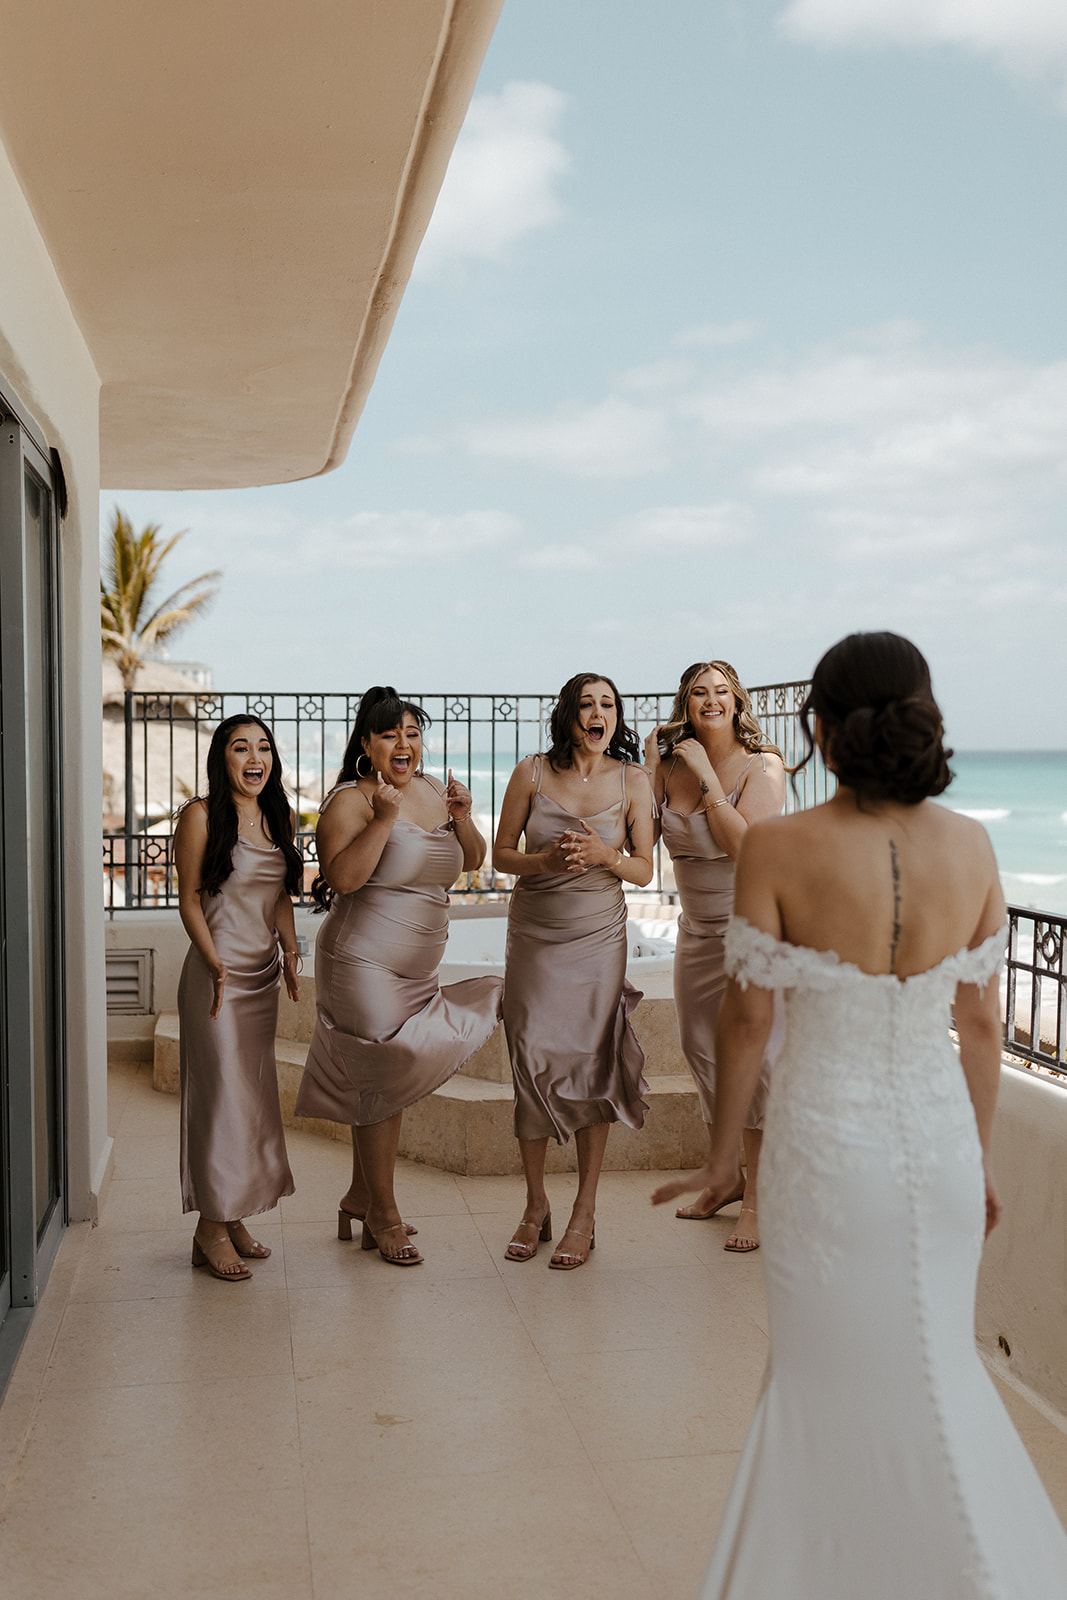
<box><xmin>533</xmin><ymin>754</ymin><xmax>546</xmax><ymax>795</ymax></box>
<box><xmin>728</xmin><ymin>753</ymin><xmax>763</xmax><ymax>804</ymax></box>
<box><xmin>621</xmin><ymin>761</ymin><xmax>628</xmax><ymax>805</ymax></box>
<box><xmin>319</xmin><ymin>779</ymin><xmax>369</xmax><ymax>817</ymax></box>
<box><xmin>662</xmin><ymin>755</ymin><xmax>680</xmax><ymax>808</ymax></box>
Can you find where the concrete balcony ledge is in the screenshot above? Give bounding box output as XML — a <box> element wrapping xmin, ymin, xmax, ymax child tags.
<box><xmin>153</xmin><ymin>992</ymin><xmax>708</xmax><ymax>1176</ymax></box>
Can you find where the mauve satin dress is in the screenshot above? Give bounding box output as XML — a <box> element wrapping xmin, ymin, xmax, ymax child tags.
<box><xmin>503</xmin><ymin>758</ymin><xmax>649</xmax><ymax>1142</ymax></box>
<box><xmin>179</xmin><ymin>836</ymin><xmax>295</xmax><ymax>1219</ymax></box>
<box><xmin>295</xmin><ymin>782</ymin><xmax>502</xmax><ymax>1126</ymax></box>
<box><xmin>660</xmin><ymin>754</ymin><xmax>785</xmax><ymax>1128</ymax></box>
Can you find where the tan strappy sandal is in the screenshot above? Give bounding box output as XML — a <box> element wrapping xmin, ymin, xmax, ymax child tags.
<box><xmin>548</xmin><ymin>1227</ymin><xmax>595</xmax><ymax>1270</ymax></box>
<box><xmin>505</xmin><ymin>1212</ymin><xmax>552</xmax><ymax>1262</ymax></box>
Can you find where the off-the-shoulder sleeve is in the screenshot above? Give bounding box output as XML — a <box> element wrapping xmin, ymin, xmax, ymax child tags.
<box><xmin>725</xmin><ymin>916</ymin><xmax>844</xmax><ymax>991</ymax></box>
<box><xmin>726</xmin><ymin>917</ymin><xmax>797</xmax><ymax>990</ymax></box>
<box><xmin>942</xmin><ymin>923</ymin><xmax>1008</xmax><ymax>987</ymax></box>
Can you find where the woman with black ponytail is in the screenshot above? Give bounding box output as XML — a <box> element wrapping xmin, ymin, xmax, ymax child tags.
<box><xmin>174</xmin><ymin>715</ymin><xmax>303</xmax><ymax>1281</ymax></box>
<box><xmin>295</xmin><ymin>687</ymin><xmax>501</xmax><ymax>1265</ymax></box>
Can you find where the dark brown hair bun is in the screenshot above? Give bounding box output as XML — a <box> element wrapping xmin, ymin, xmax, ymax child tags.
<box><xmin>798</xmin><ymin>633</ymin><xmax>953</xmax><ymax>804</ymax></box>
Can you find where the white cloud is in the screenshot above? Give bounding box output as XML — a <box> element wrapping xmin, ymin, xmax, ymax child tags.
<box><xmin>603</xmin><ymin>503</ymin><xmax>758</xmax><ymax>552</ymax></box>
<box><xmin>674</xmin><ymin>320</ymin><xmax>764</xmax><ymax>349</ymax></box>
<box><xmin>779</xmin><ymin>0</ymin><xmax>1067</xmax><ymax>105</ymax></box>
<box><xmin>168</xmin><ymin>506</ymin><xmax>522</xmax><ymax>574</ymax></box>
<box><xmin>454</xmin><ymin>319</ymin><xmax>1067</xmax><ymax>524</ymax></box>
<box><xmin>415</xmin><ymin>81</ymin><xmax>571</xmax><ymax>276</ymax></box>
<box><xmin>462</xmin><ymin>396</ymin><xmax>674</xmax><ymax>478</ymax></box>
<box><xmin>515</xmin><ymin>542</ymin><xmax>597</xmax><ymax>570</ymax></box>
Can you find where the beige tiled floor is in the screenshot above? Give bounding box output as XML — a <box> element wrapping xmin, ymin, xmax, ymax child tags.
<box><xmin>1</xmin><ymin>1059</ymin><xmax>1065</xmax><ymax>1600</ymax></box>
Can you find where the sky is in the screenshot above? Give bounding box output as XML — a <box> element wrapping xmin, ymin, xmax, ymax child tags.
<box><xmin>106</xmin><ymin>0</ymin><xmax>1067</xmax><ymax>750</ymax></box>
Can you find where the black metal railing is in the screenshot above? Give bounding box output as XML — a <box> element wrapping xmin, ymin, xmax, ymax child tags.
<box><xmin>103</xmin><ymin>680</ymin><xmax>827</xmax><ymax>908</ymax></box>
<box><xmin>101</xmin><ymin>688</ymin><xmax>1067</xmax><ymax>1086</ymax></box>
<box><xmin>1004</xmin><ymin>906</ymin><xmax>1067</xmax><ymax>1077</ymax></box>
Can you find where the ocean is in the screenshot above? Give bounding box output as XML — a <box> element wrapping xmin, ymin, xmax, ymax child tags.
<box><xmin>434</xmin><ymin>746</ymin><xmax>1067</xmax><ymax>920</ymax></box>
<box><xmin>938</xmin><ymin>751</ymin><xmax>1067</xmax><ymax>918</ymax></box>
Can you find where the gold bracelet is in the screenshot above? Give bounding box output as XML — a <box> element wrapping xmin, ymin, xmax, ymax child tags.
<box><xmin>705</xmin><ymin>797</ymin><xmax>729</xmax><ymax>809</ymax></box>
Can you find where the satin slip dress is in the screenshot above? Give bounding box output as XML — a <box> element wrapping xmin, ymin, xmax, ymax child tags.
<box><xmin>502</xmin><ymin>756</ymin><xmax>649</xmax><ymax>1142</ymax></box>
<box><xmin>659</xmin><ymin>753</ymin><xmax>785</xmax><ymax>1127</ymax></box>
<box><xmin>295</xmin><ymin>778</ymin><xmax>502</xmax><ymax>1127</ymax></box>
<box><xmin>179</xmin><ymin>834</ymin><xmax>295</xmax><ymax>1219</ymax></box>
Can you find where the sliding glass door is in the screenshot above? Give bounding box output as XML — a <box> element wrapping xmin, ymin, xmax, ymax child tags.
<box><xmin>0</xmin><ymin>413</ymin><xmax>66</xmax><ymax>1349</ymax></box>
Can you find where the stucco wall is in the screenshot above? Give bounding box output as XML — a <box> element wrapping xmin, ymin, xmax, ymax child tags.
<box><xmin>977</xmin><ymin>1064</ymin><xmax>1067</xmax><ymax>1421</ymax></box>
<box><xmin>0</xmin><ymin>134</ymin><xmax>107</xmax><ymax>1221</ymax></box>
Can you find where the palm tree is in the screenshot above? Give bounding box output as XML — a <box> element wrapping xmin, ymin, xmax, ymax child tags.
<box><xmin>100</xmin><ymin>509</ymin><xmax>221</xmax><ymax>690</ymax></box>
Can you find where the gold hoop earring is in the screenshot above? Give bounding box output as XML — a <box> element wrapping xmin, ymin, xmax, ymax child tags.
<box><xmin>356</xmin><ymin>753</ymin><xmax>374</xmax><ymax>779</ymax></box>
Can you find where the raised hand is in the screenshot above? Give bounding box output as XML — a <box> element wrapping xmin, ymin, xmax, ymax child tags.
<box><xmin>651</xmin><ymin>1160</ymin><xmax>742</xmax><ymax>1209</ymax></box>
<box><xmin>371</xmin><ymin>768</ymin><xmax>404</xmax><ymax>823</ymax></box>
<box><xmin>672</xmin><ymin>736</ymin><xmax>715</xmax><ymax>783</ymax></box>
<box><xmin>445</xmin><ymin>768</ymin><xmax>472</xmax><ymax>824</ymax></box>
<box><xmin>643</xmin><ymin>726</ymin><xmax>664</xmax><ymax>776</ymax></box>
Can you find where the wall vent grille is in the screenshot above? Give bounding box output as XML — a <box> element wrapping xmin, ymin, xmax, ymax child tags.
<box><xmin>106</xmin><ymin>949</ymin><xmax>154</xmax><ymax>1014</ymax></box>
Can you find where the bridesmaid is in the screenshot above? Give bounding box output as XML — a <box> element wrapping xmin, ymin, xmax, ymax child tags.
<box><xmin>174</xmin><ymin>714</ymin><xmax>303</xmax><ymax>1281</ymax></box>
<box><xmin>493</xmin><ymin>672</ymin><xmax>655</xmax><ymax>1269</ymax></box>
<box><xmin>295</xmin><ymin>687</ymin><xmax>501</xmax><ymax>1265</ymax></box>
<box><xmin>646</xmin><ymin>661</ymin><xmax>785</xmax><ymax>1251</ymax></box>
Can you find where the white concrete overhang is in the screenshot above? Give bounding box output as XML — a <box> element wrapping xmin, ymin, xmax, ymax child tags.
<box><xmin>0</xmin><ymin>0</ymin><xmax>502</xmax><ymax>489</ymax></box>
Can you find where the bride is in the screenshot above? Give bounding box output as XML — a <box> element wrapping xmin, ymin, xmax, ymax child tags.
<box><xmin>654</xmin><ymin>632</ymin><xmax>1067</xmax><ymax>1598</ymax></box>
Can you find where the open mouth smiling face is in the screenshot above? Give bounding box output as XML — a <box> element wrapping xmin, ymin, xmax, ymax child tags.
<box><xmin>688</xmin><ymin>671</ymin><xmax>737</xmax><ymax>732</ymax></box>
<box><xmin>364</xmin><ymin>718</ymin><xmax>423</xmax><ymax>784</ymax></box>
<box><xmin>574</xmin><ymin>682</ymin><xmax>618</xmax><ymax>754</ymax></box>
<box><xmin>225</xmin><ymin>725</ymin><xmax>274</xmax><ymax>797</ymax></box>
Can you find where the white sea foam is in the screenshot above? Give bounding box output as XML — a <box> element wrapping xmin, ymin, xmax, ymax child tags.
<box><xmin>1011</xmin><ymin>873</ymin><xmax>1067</xmax><ymax>886</ymax></box>
<box><xmin>953</xmin><ymin>807</ymin><xmax>1010</xmax><ymax>821</ymax></box>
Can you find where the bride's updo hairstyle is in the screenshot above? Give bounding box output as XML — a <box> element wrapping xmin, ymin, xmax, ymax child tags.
<box><xmin>799</xmin><ymin>633</ymin><xmax>952</xmax><ymax>805</ymax></box>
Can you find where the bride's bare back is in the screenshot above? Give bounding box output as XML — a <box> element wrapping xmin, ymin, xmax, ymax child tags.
<box><xmin>737</xmin><ymin>792</ymin><xmax>1005</xmax><ymax>979</ymax></box>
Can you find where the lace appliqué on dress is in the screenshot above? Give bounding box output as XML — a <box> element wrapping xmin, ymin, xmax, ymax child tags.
<box><xmin>726</xmin><ymin>917</ymin><xmax>1007</xmax><ymax>1285</ymax></box>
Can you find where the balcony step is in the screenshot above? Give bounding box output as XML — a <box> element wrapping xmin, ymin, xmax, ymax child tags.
<box><xmin>153</xmin><ymin>1011</ymin><xmax>707</xmax><ymax>1176</ymax></box>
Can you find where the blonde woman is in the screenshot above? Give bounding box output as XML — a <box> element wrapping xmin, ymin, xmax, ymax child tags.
<box><xmin>645</xmin><ymin>661</ymin><xmax>785</xmax><ymax>1250</ymax></box>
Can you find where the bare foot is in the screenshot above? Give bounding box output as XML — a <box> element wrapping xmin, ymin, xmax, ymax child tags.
<box><xmin>505</xmin><ymin>1208</ymin><xmax>551</xmax><ymax>1262</ymax></box>
<box><xmin>676</xmin><ymin>1185</ymin><xmax>745</xmax><ymax>1220</ymax></box>
<box><xmin>549</xmin><ymin>1209</ymin><xmax>596</xmax><ymax>1269</ymax></box>
<box><xmin>226</xmin><ymin>1220</ymin><xmax>270</xmax><ymax>1258</ymax></box>
<box><xmin>366</xmin><ymin>1221</ymin><xmax>423</xmax><ymax>1266</ymax></box>
<box><xmin>724</xmin><ymin>1205</ymin><xmax>759</xmax><ymax>1253</ymax></box>
<box><xmin>193</xmin><ymin>1226</ymin><xmax>251</xmax><ymax>1280</ymax></box>
<box><xmin>340</xmin><ymin>1195</ymin><xmax>417</xmax><ymax>1236</ymax></box>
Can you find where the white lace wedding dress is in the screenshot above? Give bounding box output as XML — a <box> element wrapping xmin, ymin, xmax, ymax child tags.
<box><xmin>701</xmin><ymin>917</ymin><xmax>1067</xmax><ymax>1600</ymax></box>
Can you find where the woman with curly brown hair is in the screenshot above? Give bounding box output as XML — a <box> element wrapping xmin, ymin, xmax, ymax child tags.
<box><xmin>493</xmin><ymin>672</ymin><xmax>655</xmax><ymax>1269</ymax></box>
<box><xmin>645</xmin><ymin>661</ymin><xmax>786</xmax><ymax>1250</ymax></box>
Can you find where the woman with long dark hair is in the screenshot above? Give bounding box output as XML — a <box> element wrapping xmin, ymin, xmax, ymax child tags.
<box><xmin>645</xmin><ymin>660</ymin><xmax>786</xmax><ymax>1251</ymax></box>
<box><xmin>295</xmin><ymin>687</ymin><xmax>501</xmax><ymax>1266</ymax></box>
<box><xmin>174</xmin><ymin>714</ymin><xmax>303</xmax><ymax>1281</ymax></box>
<box><xmin>654</xmin><ymin>633</ymin><xmax>1067</xmax><ymax>1596</ymax></box>
<box><xmin>493</xmin><ymin>672</ymin><xmax>655</xmax><ymax>1269</ymax></box>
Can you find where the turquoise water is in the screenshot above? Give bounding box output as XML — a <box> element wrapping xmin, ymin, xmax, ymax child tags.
<box><xmin>434</xmin><ymin>747</ymin><xmax>1067</xmax><ymax>917</ymax></box>
<box><xmin>938</xmin><ymin>751</ymin><xmax>1067</xmax><ymax>915</ymax></box>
